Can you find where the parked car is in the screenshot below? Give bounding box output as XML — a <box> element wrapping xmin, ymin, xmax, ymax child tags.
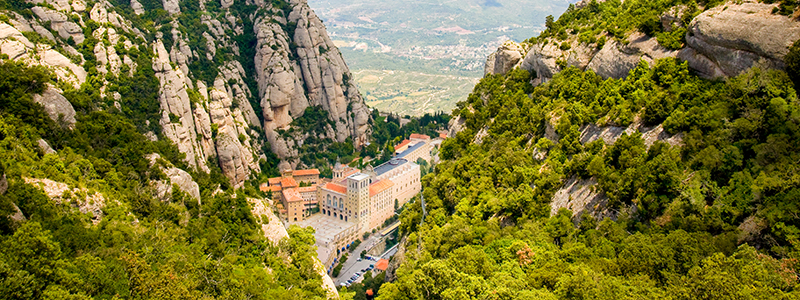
<box><xmin>357</xmin><ymin>258</ymin><xmax>362</xmax><ymax>262</ymax></box>
<box><xmin>355</xmin><ymin>272</ymin><xmax>362</xmax><ymax>276</ymax></box>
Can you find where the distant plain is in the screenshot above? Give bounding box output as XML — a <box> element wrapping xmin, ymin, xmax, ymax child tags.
<box><xmin>308</xmin><ymin>0</ymin><xmax>572</xmax><ymax>116</ymax></box>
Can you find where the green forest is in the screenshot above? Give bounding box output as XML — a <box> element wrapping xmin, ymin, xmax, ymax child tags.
<box><xmin>377</xmin><ymin>52</ymin><xmax>800</xmax><ymax>298</ymax></box>
<box><xmin>0</xmin><ymin>60</ymin><xmax>329</xmax><ymax>299</ymax></box>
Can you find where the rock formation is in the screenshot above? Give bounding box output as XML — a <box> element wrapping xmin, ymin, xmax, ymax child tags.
<box><xmin>24</xmin><ymin>177</ymin><xmax>107</xmax><ymax>224</ymax></box>
<box><xmin>679</xmin><ymin>2</ymin><xmax>800</xmax><ymax>78</ymax></box>
<box><xmin>254</xmin><ymin>0</ymin><xmax>371</xmax><ymax>163</ymax></box>
<box><xmin>249</xmin><ymin>197</ymin><xmax>339</xmax><ymax>299</ymax></box>
<box><xmin>484</xmin><ymin>40</ymin><xmax>524</xmax><ymax>76</ymax></box>
<box><xmin>0</xmin><ymin>174</ymin><xmax>7</xmax><ymax>195</ymax></box>
<box><xmin>495</xmin><ymin>2</ymin><xmax>799</xmax><ymax>84</ymax></box>
<box><xmin>32</xmin><ymin>85</ymin><xmax>77</xmax><ymax>129</ymax></box>
<box><xmin>1</xmin><ymin>0</ymin><xmax>371</xmax><ymax>188</ymax></box>
<box><xmin>146</xmin><ymin>154</ymin><xmax>202</xmax><ymax>202</ymax></box>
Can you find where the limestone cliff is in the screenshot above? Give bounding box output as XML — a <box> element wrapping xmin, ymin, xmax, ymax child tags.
<box><xmin>0</xmin><ymin>0</ymin><xmax>371</xmax><ymax>188</ymax></box>
<box><xmin>485</xmin><ymin>0</ymin><xmax>799</xmax><ymax>84</ymax></box>
<box><xmin>254</xmin><ymin>0</ymin><xmax>370</xmax><ymax>161</ymax></box>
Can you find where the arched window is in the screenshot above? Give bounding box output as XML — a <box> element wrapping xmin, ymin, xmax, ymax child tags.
<box><xmin>322</xmin><ymin>209</ymin><xmax>326</xmax><ymax>214</ymax></box>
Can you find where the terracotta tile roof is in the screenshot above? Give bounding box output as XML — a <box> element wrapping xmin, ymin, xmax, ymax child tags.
<box><xmin>340</xmin><ymin>169</ymin><xmax>359</xmax><ymax>179</ymax></box>
<box><xmin>259</xmin><ymin>183</ymin><xmax>270</xmax><ymax>192</ymax></box>
<box><xmin>268</xmin><ymin>177</ymin><xmax>282</xmax><ymax>185</ymax></box>
<box><xmin>269</xmin><ymin>186</ymin><xmax>282</xmax><ymax>193</ymax></box>
<box><xmin>292</xmin><ymin>169</ymin><xmax>320</xmax><ymax>176</ymax></box>
<box><xmin>439</xmin><ymin>132</ymin><xmax>447</xmax><ymax>139</ymax></box>
<box><xmin>282</xmin><ymin>188</ymin><xmax>303</xmax><ymax>203</ymax></box>
<box><xmin>323</xmin><ymin>182</ymin><xmax>347</xmax><ymax>195</ymax></box>
<box><xmin>369</xmin><ymin>179</ymin><xmax>394</xmax><ymax>197</ymax></box>
<box><xmin>280</xmin><ymin>177</ymin><xmax>298</xmax><ymax>188</ymax></box>
<box><xmin>298</xmin><ymin>186</ymin><xmax>317</xmax><ymax>193</ymax></box>
<box><xmin>375</xmin><ymin>259</ymin><xmax>389</xmax><ymax>271</ymax></box>
<box><xmin>394</xmin><ymin>139</ymin><xmax>411</xmax><ymax>150</ymax></box>
<box><xmin>410</xmin><ymin>133</ymin><xmax>430</xmax><ymax>140</ymax></box>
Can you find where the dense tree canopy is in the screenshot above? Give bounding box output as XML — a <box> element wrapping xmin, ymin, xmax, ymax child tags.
<box><xmin>379</xmin><ymin>55</ymin><xmax>800</xmax><ymax>299</ymax></box>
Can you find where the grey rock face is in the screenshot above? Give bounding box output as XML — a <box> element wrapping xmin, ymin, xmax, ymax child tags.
<box><xmin>146</xmin><ymin>153</ymin><xmax>202</xmax><ymax>202</ymax></box>
<box><xmin>31</xmin><ymin>6</ymin><xmax>85</xmax><ymax>44</ymax></box>
<box><xmin>679</xmin><ymin>2</ymin><xmax>800</xmax><ymax>78</ymax></box>
<box><xmin>586</xmin><ymin>40</ymin><xmax>643</xmax><ymax>79</ymax></box>
<box><xmin>130</xmin><ymin>0</ymin><xmax>145</xmax><ymax>15</ymax></box>
<box><xmin>32</xmin><ymin>85</ymin><xmax>77</xmax><ymax>129</ymax></box>
<box><xmin>152</xmin><ymin>40</ymin><xmax>210</xmax><ymax>173</ymax></box>
<box><xmin>209</xmin><ymin>88</ymin><xmax>260</xmax><ymax>188</ymax></box>
<box><xmin>37</xmin><ymin>139</ymin><xmax>56</xmax><ymax>154</ymax></box>
<box><xmin>520</xmin><ymin>34</ymin><xmax>677</xmax><ymax>84</ymax></box>
<box><xmin>252</xmin><ymin>0</ymin><xmax>371</xmax><ymax>163</ymax></box>
<box><xmin>484</xmin><ymin>40</ymin><xmax>523</xmax><ymax>76</ymax></box>
<box><xmin>0</xmin><ymin>174</ymin><xmax>7</xmax><ymax>195</ymax></box>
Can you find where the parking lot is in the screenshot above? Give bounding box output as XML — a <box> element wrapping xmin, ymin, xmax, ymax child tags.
<box><xmin>335</xmin><ymin>232</ymin><xmax>398</xmax><ymax>287</ymax></box>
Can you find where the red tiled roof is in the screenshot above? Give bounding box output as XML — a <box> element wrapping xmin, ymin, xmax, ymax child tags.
<box><xmin>375</xmin><ymin>259</ymin><xmax>389</xmax><ymax>271</ymax></box>
<box><xmin>268</xmin><ymin>177</ymin><xmax>282</xmax><ymax>185</ymax></box>
<box><xmin>324</xmin><ymin>182</ymin><xmax>347</xmax><ymax>195</ymax></box>
<box><xmin>280</xmin><ymin>177</ymin><xmax>298</xmax><ymax>188</ymax></box>
<box><xmin>410</xmin><ymin>133</ymin><xmax>430</xmax><ymax>140</ymax></box>
<box><xmin>394</xmin><ymin>139</ymin><xmax>411</xmax><ymax>150</ymax></box>
<box><xmin>439</xmin><ymin>132</ymin><xmax>447</xmax><ymax>139</ymax></box>
<box><xmin>340</xmin><ymin>169</ymin><xmax>359</xmax><ymax>179</ymax></box>
<box><xmin>282</xmin><ymin>188</ymin><xmax>303</xmax><ymax>203</ymax></box>
<box><xmin>259</xmin><ymin>183</ymin><xmax>270</xmax><ymax>192</ymax></box>
<box><xmin>268</xmin><ymin>186</ymin><xmax>282</xmax><ymax>193</ymax></box>
<box><xmin>293</xmin><ymin>169</ymin><xmax>320</xmax><ymax>176</ymax></box>
<box><xmin>369</xmin><ymin>179</ymin><xmax>394</xmax><ymax>197</ymax></box>
<box><xmin>298</xmin><ymin>186</ymin><xmax>317</xmax><ymax>193</ymax></box>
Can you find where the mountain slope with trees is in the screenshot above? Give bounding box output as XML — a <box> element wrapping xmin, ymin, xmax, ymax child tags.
<box><xmin>376</xmin><ymin>0</ymin><xmax>800</xmax><ymax>299</ymax></box>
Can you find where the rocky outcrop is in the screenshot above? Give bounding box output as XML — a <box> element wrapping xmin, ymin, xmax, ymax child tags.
<box><xmin>24</xmin><ymin>177</ymin><xmax>106</xmax><ymax>224</ymax></box>
<box><xmin>254</xmin><ymin>0</ymin><xmax>371</xmax><ymax>163</ymax></box>
<box><xmin>679</xmin><ymin>2</ymin><xmax>800</xmax><ymax>78</ymax></box>
<box><xmin>32</xmin><ymin>85</ymin><xmax>77</xmax><ymax>129</ymax></box>
<box><xmin>37</xmin><ymin>139</ymin><xmax>56</xmax><ymax>154</ymax></box>
<box><xmin>146</xmin><ymin>154</ymin><xmax>202</xmax><ymax>202</ymax></box>
<box><xmin>5</xmin><ymin>0</ymin><xmax>371</xmax><ymax>190</ymax></box>
<box><xmin>209</xmin><ymin>88</ymin><xmax>260</xmax><ymax>188</ymax></box>
<box><xmin>550</xmin><ymin>177</ymin><xmax>610</xmax><ymax>219</ymax></box>
<box><xmin>579</xmin><ymin>117</ymin><xmax>683</xmax><ymax>148</ymax></box>
<box><xmin>248</xmin><ymin>197</ymin><xmax>340</xmax><ymax>299</ymax></box>
<box><xmin>152</xmin><ymin>40</ymin><xmax>211</xmax><ymax>173</ymax></box>
<box><xmin>0</xmin><ymin>174</ymin><xmax>7</xmax><ymax>195</ymax></box>
<box><xmin>485</xmin><ymin>40</ymin><xmax>524</xmax><ymax>76</ymax></box>
<box><xmin>518</xmin><ymin>33</ymin><xmax>678</xmax><ymax>85</ymax></box>
<box><xmin>585</xmin><ymin>39</ymin><xmax>643</xmax><ymax>79</ymax></box>
<box><xmin>0</xmin><ymin>23</ymin><xmax>86</xmax><ymax>87</ymax></box>
<box><xmin>503</xmin><ymin>1</ymin><xmax>798</xmax><ymax>84</ymax></box>
<box><xmin>31</xmin><ymin>6</ymin><xmax>84</xmax><ymax>44</ymax></box>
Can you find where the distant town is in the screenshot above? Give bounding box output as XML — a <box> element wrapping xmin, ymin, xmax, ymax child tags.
<box><xmin>260</xmin><ymin>133</ymin><xmax>444</xmax><ymax>283</ymax></box>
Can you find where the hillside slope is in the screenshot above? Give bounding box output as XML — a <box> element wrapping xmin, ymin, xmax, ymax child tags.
<box><xmin>378</xmin><ymin>0</ymin><xmax>800</xmax><ymax>299</ymax></box>
<box><xmin>0</xmin><ymin>0</ymin><xmax>371</xmax><ymax>189</ymax></box>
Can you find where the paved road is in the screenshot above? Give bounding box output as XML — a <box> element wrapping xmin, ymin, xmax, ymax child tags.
<box><xmin>334</xmin><ymin>232</ymin><xmax>383</xmax><ymax>285</ymax></box>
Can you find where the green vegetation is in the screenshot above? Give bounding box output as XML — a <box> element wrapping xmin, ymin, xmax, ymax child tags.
<box><xmin>530</xmin><ymin>0</ymin><xmax>705</xmax><ymax>50</ymax></box>
<box><xmin>764</xmin><ymin>0</ymin><xmax>799</xmax><ymax>15</ymax></box>
<box><xmin>379</xmin><ymin>52</ymin><xmax>800</xmax><ymax>298</ymax></box>
<box><xmin>341</xmin><ymin>271</ymin><xmax>386</xmax><ymax>300</ymax></box>
<box><xmin>0</xmin><ymin>60</ymin><xmax>327</xmax><ymax>299</ymax></box>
